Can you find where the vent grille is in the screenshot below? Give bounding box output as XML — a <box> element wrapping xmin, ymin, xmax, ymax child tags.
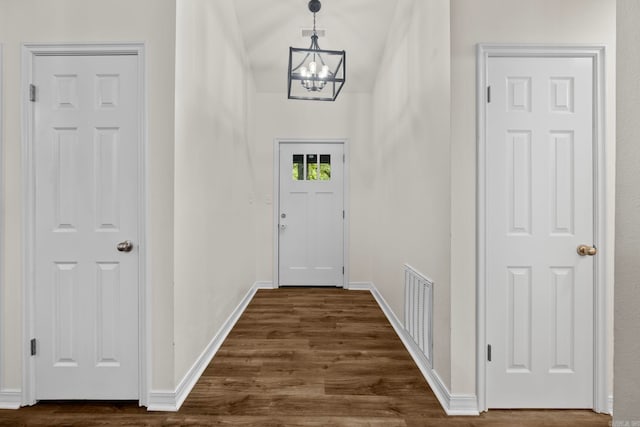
<box><xmin>404</xmin><ymin>264</ymin><xmax>433</xmax><ymax>368</ymax></box>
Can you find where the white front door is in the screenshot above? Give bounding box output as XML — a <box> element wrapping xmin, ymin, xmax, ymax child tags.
<box><xmin>278</xmin><ymin>142</ymin><xmax>344</xmax><ymax>286</ymax></box>
<box><xmin>486</xmin><ymin>57</ymin><xmax>595</xmax><ymax>408</ymax></box>
<box><xmin>33</xmin><ymin>54</ymin><xmax>140</xmax><ymax>399</ymax></box>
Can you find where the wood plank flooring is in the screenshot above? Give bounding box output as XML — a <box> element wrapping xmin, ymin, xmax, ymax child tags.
<box><xmin>0</xmin><ymin>288</ymin><xmax>611</xmax><ymax>426</ymax></box>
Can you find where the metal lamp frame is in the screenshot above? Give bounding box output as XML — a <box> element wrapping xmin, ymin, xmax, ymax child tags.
<box><xmin>287</xmin><ymin>0</ymin><xmax>346</xmax><ymax>101</ymax></box>
<box><xmin>287</xmin><ymin>46</ymin><xmax>346</xmax><ymax>101</ymax></box>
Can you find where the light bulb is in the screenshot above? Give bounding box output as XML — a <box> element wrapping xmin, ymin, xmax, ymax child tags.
<box><xmin>319</xmin><ymin>65</ymin><xmax>329</xmax><ymax>78</ymax></box>
<box><xmin>309</xmin><ymin>61</ymin><xmax>317</xmax><ymax>75</ymax></box>
<box><xmin>300</xmin><ymin>67</ymin><xmax>308</xmax><ymax>77</ymax></box>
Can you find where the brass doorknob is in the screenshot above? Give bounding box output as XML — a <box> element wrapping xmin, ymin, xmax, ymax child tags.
<box><xmin>577</xmin><ymin>245</ymin><xmax>597</xmax><ymax>256</ymax></box>
<box><xmin>117</xmin><ymin>240</ymin><xmax>134</xmax><ymax>252</ymax></box>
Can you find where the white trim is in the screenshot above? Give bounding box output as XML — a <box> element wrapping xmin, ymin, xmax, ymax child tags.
<box><xmin>593</xmin><ymin>45</ymin><xmax>610</xmax><ymax>415</ymax></box>
<box><xmin>272</xmin><ymin>141</ymin><xmax>279</xmax><ymax>287</ymax></box>
<box><xmin>448</xmin><ymin>392</ymin><xmax>482</xmax><ymax>416</ymax></box>
<box><xmin>137</xmin><ymin>44</ymin><xmax>150</xmax><ymax>409</ymax></box>
<box><xmin>361</xmin><ymin>281</ymin><xmax>479</xmax><ymax>416</ymax></box>
<box><xmin>608</xmin><ymin>395</ymin><xmax>613</xmax><ymax>415</ymax></box>
<box><xmin>273</xmin><ymin>138</ymin><xmax>350</xmax><ymax>288</ymax></box>
<box><xmin>404</xmin><ymin>263</ymin><xmax>435</xmax><ymax>286</ymax></box>
<box><xmin>147</xmin><ymin>282</ymin><xmax>263</xmax><ymax>411</ymax></box>
<box><xmin>21</xmin><ymin>42</ymin><xmax>148</xmax><ymax>406</ymax></box>
<box><xmin>346</xmin><ymin>282</ymin><xmax>374</xmax><ymax>291</ymax></box>
<box><xmin>0</xmin><ymin>44</ymin><xmax>5</xmax><ymax>400</ymax></box>
<box><xmin>254</xmin><ymin>281</ymin><xmax>277</xmax><ymax>289</ymax></box>
<box><xmin>20</xmin><ymin>43</ymin><xmax>141</xmax><ymax>56</ymax></box>
<box><xmin>476</xmin><ymin>44</ymin><xmax>609</xmax><ymax>413</ymax></box>
<box><xmin>342</xmin><ymin>141</ymin><xmax>351</xmax><ymax>288</ymax></box>
<box><xmin>21</xmin><ymin>43</ymin><xmax>35</xmax><ymax>406</ymax></box>
<box><xmin>145</xmin><ymin>390</ymin><xmax>176</xmax><ymax>412</ymax></box>
<box><xmin>0</xmin><ymin>390</ymin><xmax>22</xmax><ymax>410</ymax></box>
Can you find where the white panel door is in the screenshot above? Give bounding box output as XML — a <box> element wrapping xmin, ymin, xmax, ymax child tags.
<box><xmin>33</xmin><ymin>54</ymin><xmax>139</xmax><ymax>399</ymax></box>
<box><xmin>279</xmin><ymin>143</ymin><xmax>344</xmax><ymax>286</ymax></box>
<box><xmin>486</xmin><ymin>57</ymin><xmax>594</xmax><ymax>408</ymax></box>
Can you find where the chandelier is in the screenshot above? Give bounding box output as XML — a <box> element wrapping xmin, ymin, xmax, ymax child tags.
<box><xmin>288</xmin><ymin>0</ymin><xmax>346</xmax><ymax>101</ymax></box>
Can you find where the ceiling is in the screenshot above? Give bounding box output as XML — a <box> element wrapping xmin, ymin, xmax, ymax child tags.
<box><xmin>232</xmin><ymin>0</ymin><xmax>400</xmax><ymax>93</ymax></box>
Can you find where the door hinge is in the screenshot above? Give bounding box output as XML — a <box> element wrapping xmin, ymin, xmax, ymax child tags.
<box><xmin>342</xmin><ymin>210</ymin><xmax>345</xmax><ymax>219</ymax></box>
<box><xmin>29</xmin><ymin>84</ymin><xmax>36</xmax><ymax>102</ymax></box>
<box><xmin>30</xmin><ymin>338</ymin><xmax>37</xmax><ymax>356</ymax></box>
<box><xmin>487</xmin><ymin>86</ymin><xmax>491</xmax><ymax>103</ymax></box>
<box><xmin>343</xmin><ymin>154</ymin><xmax>345</xmax><ymax>163</ymax></box>
<box><xmin>342</xmin><ymin>266</ymin><xmax>345</xmax><ymax>275</ymax></box>
<box><xmin>487</xmin><ymin>344</ymin><xmax>492</xmax><ymax>362</ymax></box>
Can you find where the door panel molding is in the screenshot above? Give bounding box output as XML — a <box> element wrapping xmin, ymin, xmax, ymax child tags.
<box><xmin>21</xmin><ymin>43</ymin><xmax>148</xmax><ymax>406</ymax></box>
<box><xmin>476</xmin><ymin>44</ymin><xmax>608</xmax><ymax>413</ymax></box>
<box><xmin>273</xmin><ymin>139</ymin><xmax>349</xmax><ymax>288</ymax></box>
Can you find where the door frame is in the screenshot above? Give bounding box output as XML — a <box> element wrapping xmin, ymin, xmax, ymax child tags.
<box><xmin>21</xmin><ymin>43</ymin><xmax>148</xmax><ymax>406</ymax></box>
<box><xmin>0</xmin><ymin>44</ymin><xmax>5</xmax><ymax>400</ymax></box>
<box><xmin>273</xmin><ymin>138</ymin><xmax>349</xmax><ymax>288</ymax></box>
<box><xmin>476</xmin><ymin>44</ymin><xmax>609</xmax><ymax>413</ymax></box>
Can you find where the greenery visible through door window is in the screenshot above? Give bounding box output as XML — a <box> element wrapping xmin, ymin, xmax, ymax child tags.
<box><xmin>307</xmin><ymin>154</ymin><xmax>318</xmax><ymax>180</ymax></box>
<box><xmin>292</xmin><ymin>153</ymin><xmax>331</xmax><ymax>181</ymax></box>
<box><xmin>292</xmin><ymin>154</ymin><xmax>304</xmax><ymax>180</ymax></box>
<box><xmin>319</xmin><ymin>155</ymin><xmax>331</xmax><ymax>180</ymax></box>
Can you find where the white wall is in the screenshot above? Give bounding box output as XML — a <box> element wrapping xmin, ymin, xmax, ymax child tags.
<box><xmin>252</xmin><ymin>93</ymin><xmax>373</xmax><ymax>284</ymax></box>
<box><xmin>370</xmin><ymin>0</ymin><xmax>452</xmax><ymax>387</ymax></box>
<box><xmin>614</xmin><ymin>0</ymin><xmax>640</xmax><ymax>421</ymax></box>
<box><xmin>173</xmin><ymin>0</ymin><xmax>257</xmax><ymax>385</ymax></box>
<box><xmin>450</xmin><ymin>0</ymin><xmax>616</xmax><ymax>395</ymax></box>
<box><xmin>0</xmin><ymin>0</ymin><xmax>177</xmax><ymax>392</ymax></box>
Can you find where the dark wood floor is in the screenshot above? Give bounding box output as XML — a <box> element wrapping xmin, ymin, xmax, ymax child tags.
<box><xmin>0</xmin><ymin>288</ymin><xmax>611</xmax><ymax>426</ymax></box>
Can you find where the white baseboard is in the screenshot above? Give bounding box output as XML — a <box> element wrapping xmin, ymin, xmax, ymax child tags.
<box><xmin>447</xmin><ymin>389</ymin><xmax>480</xmax><ymax>416</ymax></box>
<box><xmin>346</xmin><ymin>282</ymin><xmax>374</xmax><ymax>291</ymax></box>
<box><xmin>254</xmin><ymin>281</ymin><xmax>276</xmax><ymax>289</ymax></box>
<box><xmin>146</xmin><ymin>390</ymin><xmax>176</xmax><ymax>412</ymax></box>
<box><xmin>363</xmin><ymin>281</ymin><xmax>479</xmax><ymax>416</ymax></box>
<box><xmin>608</xmin><ymin>394</ymin><xmax>613</xmax><ymax>415</ymax></box>
<box><xmin>147</xmin><ymin>282</ymin><xmax>262</xmax><ymax>411</ymax></box>
<box><xmin>0</xmin><ymin>389</ymin><xmax>22</xmax><ymax>409</ymax></box>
